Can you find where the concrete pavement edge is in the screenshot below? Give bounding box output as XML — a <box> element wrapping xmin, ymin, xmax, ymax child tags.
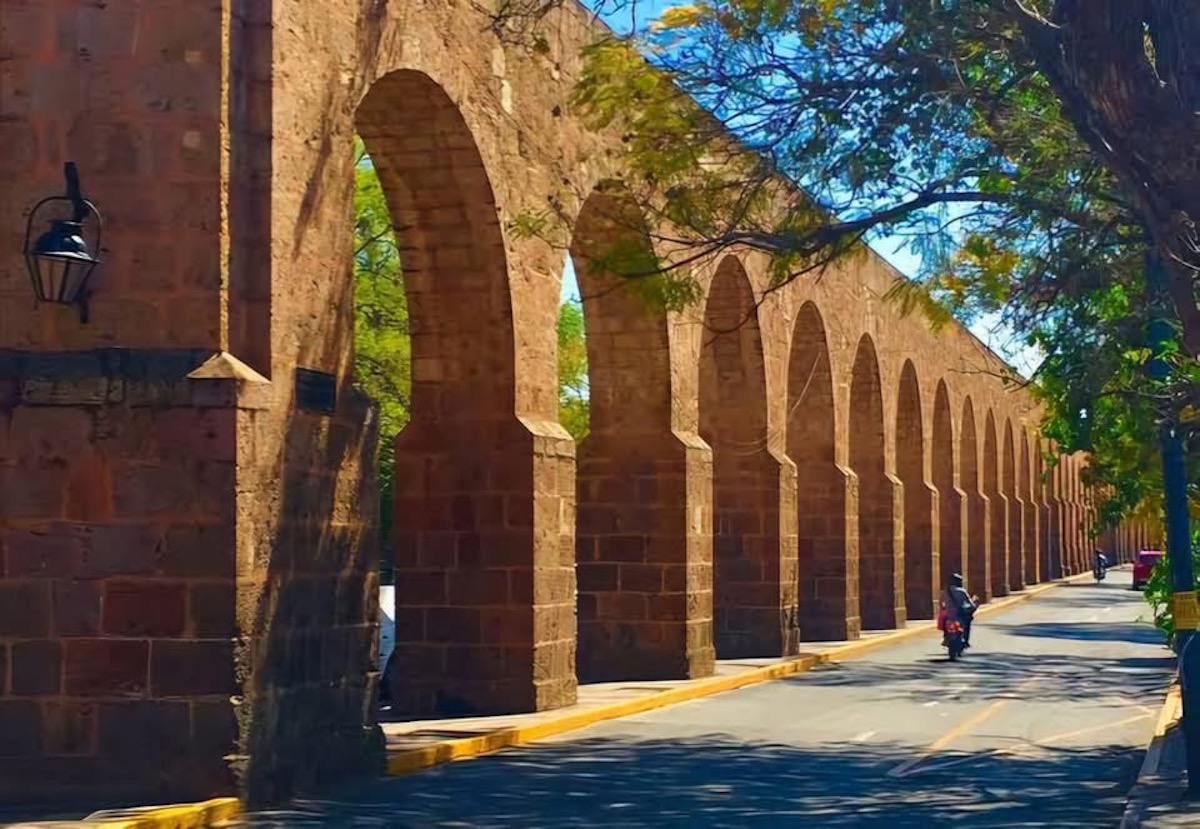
<box><xmin>385</xmin><ymin>573</ymin><xmax>1091</xmax><ymax>776</ymax></box>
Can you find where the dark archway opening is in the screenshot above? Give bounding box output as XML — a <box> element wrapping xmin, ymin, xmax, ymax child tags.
<box><xmin>897</xmin><ymin>361</ymin><xmax>933</xmax><ymax>619</ymax></box>
<box><xmin>850</xmin><ymin>336</ymin><xmax>899</xmax><ymax>631</ymax></box>
<box><xmin>699</xmin><ymin>257</ymin><xmax>791</xmax><ymax>657</ymax></box>
<box><xmin>933</xmin><ymin>381</ymin><xmax>960</xmax><ymax>586</ymax></box>
<box><xmin>788</xmin><ymin>303</ymin><xmax>853</xmax><ymax>640</ymax></box>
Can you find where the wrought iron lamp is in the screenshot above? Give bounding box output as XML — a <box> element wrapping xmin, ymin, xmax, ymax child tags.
<box><xmin>23</xmin><ymin>161</ymin><xmax>103</xmax><ymax>323</ymax></box>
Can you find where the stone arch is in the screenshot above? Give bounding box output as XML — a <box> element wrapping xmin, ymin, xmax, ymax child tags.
<box><xmin>933</xmin><ymin>380</ymin><xmax>962</xmax><ymax>585</ymax></box>
<box><xmin>983</xmin><ymin>412</ymin><xmax>1007</xmax><ymax>598</ymax></box>
<box><xmin>1003</xmin><ymin>419</ymin><xmax>1023</xmax><ymax>590</ymax></box>
<box><xmin>699</xmin><ymin>256</ymin><xmax>795</xmax><ymax>657</ymax></box>
<box><xmin>850</xmin><ymin>335</ymin><xmax>900</xmax><ymax>630</ymax></box>
<box><xmin>789</xmin><ymin>302</ymin><xmax>855</xmax><ymax>640</ymax></box>
<box><xmin>897</xmin><ymin>361</ymin><xmax>935</xmax><ymax>619</ymax></box>
<box><xmin>359</xmin><ymin>70</ymin><xmax>576</xmax><ymax>716</ymax></box>
<box><xmin>572</xmin><ymin>181</ymin><xmax>714</xmax><ymax>681</ymax></box>
<box><xmin>961</xmin><ymin>398</ymin><xmax>989</xmax><ymax>601</ymax></box>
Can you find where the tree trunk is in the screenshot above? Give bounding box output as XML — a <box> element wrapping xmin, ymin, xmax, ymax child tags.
<box><xmin>1011</xmin><ymin>0</ymin><xmax>1200</xmax><ymax>352</ymax></box>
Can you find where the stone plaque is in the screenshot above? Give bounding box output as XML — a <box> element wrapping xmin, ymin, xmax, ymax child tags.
<box><xmin>295</xmin><ymin>368</ymin><xmax>337</xmax><ymax>414</ymax></box>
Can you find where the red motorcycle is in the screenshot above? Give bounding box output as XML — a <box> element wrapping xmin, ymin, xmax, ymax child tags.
<box><xmin>944</xmin><ymin>619</ymin><xmax>966</xmax><ymax>661</ymax></box>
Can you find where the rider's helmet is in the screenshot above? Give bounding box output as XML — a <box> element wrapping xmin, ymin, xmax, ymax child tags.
<box><xmin>949</xmin><ymin>572</ymin><xmax>964</xmax><ymax>588</ymax></box>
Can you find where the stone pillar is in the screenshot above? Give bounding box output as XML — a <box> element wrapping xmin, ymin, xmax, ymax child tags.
<box><xmin>1048</xmin><ymin>464</ymin><xmax>1065</xmax><ymax>576</ymax></box>
<box><xmin>1009</xmin><ymin>491</ymin><xmax>1026</xmax><ymax>590</ymax></box>
<box><xmin>390</xmin><ymin>416</ymin><xmax>576</xmax><ymax>715</ymax></box>
<box><xmin>577</xmin><ymin>431</ymin><xmax>714</xmax><ymax>681</ymax></box>
<box><xmin>968</xmin><ymin>491</ymin><xmax>992</xmax><ymax>603</ymax></box>
<box><xmin>799</xmin><ymin>466</ymin><xmax>859</xmax><ymax>641</ymax></box>
<box><xmin>712</xmin><ymin>451</ymin><xmax>799</xmax><ymax>659</ymax></box>
<box><xmin>905</xmin><ymin>481</ymin><xmax>939</xmax><ymax>620</ymax></box>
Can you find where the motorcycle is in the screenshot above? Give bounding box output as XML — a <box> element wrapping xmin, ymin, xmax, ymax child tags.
<box><xmin>1093</xmin><ymin>553</ymin><xmax>1108</xmax><ymax>582</ymax></box>
<box><xmin>945</xmin><ymin>619</ymin><xmax>966</xmax><ymax>662</ymax></box>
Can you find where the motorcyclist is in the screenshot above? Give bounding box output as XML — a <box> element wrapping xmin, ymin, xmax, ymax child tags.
<box><xmin>1094</xmin><ymin>549</ymin><xmax>1109</xmax><ymax>580</ymax></box>
<box><xmin>940</xmin><ymin>573</ymin><xmax>978</xmax><ymax>649</ymax></box>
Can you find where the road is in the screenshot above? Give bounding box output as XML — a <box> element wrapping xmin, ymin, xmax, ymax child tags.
<box><xmin>237</xmin><ymin>569</ymin><xmax>1173</xmax><ymax>828</ymax></box>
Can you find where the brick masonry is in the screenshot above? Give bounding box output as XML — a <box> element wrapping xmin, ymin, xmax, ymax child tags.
<box><xmin>0</xmin><ymin>0</ymin><xmax>1152</xmax><ymax>808</ymax></box>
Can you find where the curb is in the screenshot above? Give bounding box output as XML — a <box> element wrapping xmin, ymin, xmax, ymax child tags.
<box><xmin>3</xmin><ymin>799</ymin><xmax>241</xmax><ymax>829</ymax></box>
<box><xmin>1120</xmin><ymin>682</ymin><xmax>1184</xmax><ymax>829</ymax></box>
<box><xmin>385</xmin><ymin>574</ymin><xmax>1089</xmax><ymax>776</ymax></box>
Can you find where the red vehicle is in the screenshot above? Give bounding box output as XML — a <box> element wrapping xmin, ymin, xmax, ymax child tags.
<box><xmin>1132</xmin><ymin>550</ymin><xmax>1164</xmax><ymax>590</ymax></box>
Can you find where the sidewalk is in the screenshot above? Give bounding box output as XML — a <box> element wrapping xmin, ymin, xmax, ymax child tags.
<box><xmin>1125</xmin><ymin>686</ymin><xmax>1200</xmax><ymax>828</ymax></box>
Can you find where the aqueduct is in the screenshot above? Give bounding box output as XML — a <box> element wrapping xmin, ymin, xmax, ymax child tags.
<box><xmin>0</xmin><ymin>0</ymin><xmax>1155</xmax><ymax>807</ymax></box>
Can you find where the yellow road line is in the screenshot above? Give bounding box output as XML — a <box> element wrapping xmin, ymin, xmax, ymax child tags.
<box><xmin>887</xmin><ymin>700</ymin><xmax>1008</xmax><ymax>778</ymax></box>
<box><xmin>902</xmin><ymin>710</ymin><xmax>1156</xmax><ymax>776</ymax></box>
<box><xmin>1034</xmin><ymin>712</ymin><xmax>1154</xmax><ymax>748</ymax></box>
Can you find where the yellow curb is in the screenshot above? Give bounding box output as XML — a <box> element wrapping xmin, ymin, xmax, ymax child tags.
<box><xmin>1154</xmin><ymin>682</ymin><xmax>1183</xmax><ymax>738</ymax></box>
<box><xmin>387</xmin><ymin>574</ymin><xmax>1088</xmax><ymax>776</ymax></box>
<box><xmin>78</xmin><ymin>798</ymin><xmax>241</xmax><ymax>829</ymax></box>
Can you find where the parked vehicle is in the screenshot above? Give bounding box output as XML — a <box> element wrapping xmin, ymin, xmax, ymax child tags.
<box><xmin>1132</xmin><ymin>550</ymin><xmax>1164</xmax><ymax>590</ymax></box>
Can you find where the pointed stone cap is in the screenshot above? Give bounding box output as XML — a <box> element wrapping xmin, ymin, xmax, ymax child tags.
<box><xmin>187</xmin><ymin>351</ymin><xmax>270</xmax><ymax>383</ymax></box>
<box><xmin>186</xmin><ymin>351</ymin><xmax>272</xmax><ymax>409</ymax></box>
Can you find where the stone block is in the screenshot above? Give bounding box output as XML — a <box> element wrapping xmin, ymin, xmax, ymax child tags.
<box><xmin>64</xmin><ymin>639</ymin><xmax>149</xmax><ymax>696</ymax></box>
<box><xmin>188</xmin><ymin>581</ymin><xmax>235</xmax><ymax>637</ymax></box>
<box><xmin>97</xmin><ymin>701</ymin><xmax>190</xmax><ymax>766</ymax></box>
<box><xmin>53</xmin><ymin>579</ymin><xmax>103</xmax><ymax>636</ymax></box>
<box><xmin>3</xmin><ymin>525</ymin><xmax>84</xmax><ymax>577</ymax></box>
<box><xmin>150</xmin><ymin>639</ymin><xmax>234</xmax><ymax>696</ymax></box>
<box><xmin>44</xmin><ymin>701</ymin><xmax>97</xmax><ymax>756</ymax></box>
<box><xmin>11</xmin><ymin>639</ymin><xmax>62</xmax><ymax>695</ymax></box>
<box><xmin>0</xmin><ymin>700</ymin><xmax>41</xmax><ymax>757</ymax></box>
<box><xmin>103</xmin><ymin>580</ymin><xmax>187</xmax><ymax>637</ymax></box>
<box><xmin>0</xmin><ymin>580</ymin><xmax>50</xmax><ymax>637</ymax></box>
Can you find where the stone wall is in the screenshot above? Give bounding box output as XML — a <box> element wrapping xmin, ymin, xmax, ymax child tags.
<box><xmin>0</xmin><ymin>0</ymin><xmax>1126</xmax><ymax>808</ymax></box>
<box><xmin>0</xmin><ymin>350</ymin><xmax>241</xmax><ymax>804</ymax></box>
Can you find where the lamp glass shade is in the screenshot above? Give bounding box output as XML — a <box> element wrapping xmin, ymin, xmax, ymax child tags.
<box><xmin>26</xmin><ymin>220</ymin><xmax>98</xmax><ymax>305</ymax></box>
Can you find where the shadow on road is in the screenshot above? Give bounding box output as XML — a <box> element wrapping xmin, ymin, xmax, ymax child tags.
<box><xmin>989</xmin><ymin>620</ymin><xmax>1162</xmax><ymax>645</ymax></box>
<box><xmin>797</xmin><ymin>648</ymin><xmax>1172</xmax><ymax>705</ymax></box>
<box><xmin>230</xmin><ymin>735</ymin><xmax>1140</xmax><ymax>828</ymax></box>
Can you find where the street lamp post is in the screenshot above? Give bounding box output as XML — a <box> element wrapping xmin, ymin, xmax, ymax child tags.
<box><xmin>1146</xmin><ymin>249</ymin><xmax>1199</xmax><ymax>794</ymax></box>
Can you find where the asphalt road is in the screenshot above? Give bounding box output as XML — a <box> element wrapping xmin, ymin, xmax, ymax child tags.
<box><xmin>237</xmin><ymin>569</ymin><xmax>1174</xmax><ymax>828</ymax></box>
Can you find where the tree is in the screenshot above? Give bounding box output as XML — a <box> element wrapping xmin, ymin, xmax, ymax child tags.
<box><xmin>558</xmin><ymin>1</ymin><xmax>1200</xmax><ymax>350</ymax></box>
<box><xmin>558</xmin><ymin>297</ymin><xmax>591</xmax><ymax>441</ymax></box>
<box><xmin>508</xmin><ymin>0</ymin><xmax>1200</xmax><ymax>526</ymax></box>
<box><xmin>353</xmin><ymin>140</ymin><xmax>411</xmax><ymax>575</ymax></box>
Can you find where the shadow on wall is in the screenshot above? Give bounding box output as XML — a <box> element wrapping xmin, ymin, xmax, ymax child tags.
<box><xmin>228</xmin><ymin>733</ymin><xmax>1140</xmax><ymax>828</ymax></box>
<box><xmin>237</xmin><ymin>391</ymin><xmax>386</xmax><ymax>806</ymax></box>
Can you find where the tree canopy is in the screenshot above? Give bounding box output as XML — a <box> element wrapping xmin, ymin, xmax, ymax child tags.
<box><xmin>536</xmin><ymin>0</ymin><xmax>1199</xmax><ymax>525</ymax></box>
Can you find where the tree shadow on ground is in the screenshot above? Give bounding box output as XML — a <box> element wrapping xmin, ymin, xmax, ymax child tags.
<box><xmin>794</xmin><ymin>648</ymin><xmax>1172</xmax><ymax>705</ymax></box>
<box><xmin>230</xmin><ymin>734</ymin><xmax>1141</xmax><ymax>828</ymax></box>
<box><xmin>988</xmin><ymin>621</ymin><xmax>1163</xmax><ymax>645</ymax></box>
